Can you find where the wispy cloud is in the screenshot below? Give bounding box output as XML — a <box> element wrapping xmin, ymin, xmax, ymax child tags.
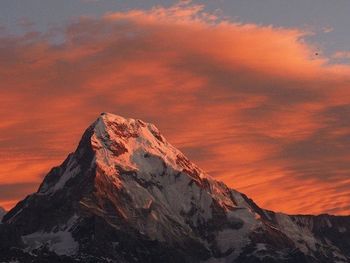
<box><xmin>322</xmin><ymin>26</ymin><xmax>334</xmax><ymax>33</ymax></box>
<box><xmin>333</xmin><ymin>51</ymin><xmax>350</xmax><ymax>59</ymax></box>
<box><xmin>1</xmin><ymin>2</ymin><xmax>350</xmax><ymax>214</ymax></box>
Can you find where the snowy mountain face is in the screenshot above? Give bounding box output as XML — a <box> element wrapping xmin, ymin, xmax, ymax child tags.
<box><xmin>1</xmin><ymin>113</ymin><xmax>350</xmax><ymax>263</ymax></box>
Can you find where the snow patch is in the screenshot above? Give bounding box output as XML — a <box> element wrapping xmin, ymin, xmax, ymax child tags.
<box><xmin>256</xmin><ymin>243</ymin><xmax>267</xmax><ymax>251</ymax></box>
<box><xmin>22</xmin><ymin>230</ymin><xmax>78</xmax><ymax>256</ymax></box>
<box><xmin>217</xmin><ymin>207</ymin><xmax>260</xmax><ymax>259</ymax></box>
<box><xmin>338</xmin><ymin>227</ymin><xmax>347</xmax><ymax>233</ymax></box>
<box><xmin>275</xmin><ymin>214</ymin><xmax>317</xmax><ymax>254</ymax></box>
<box><xmin>47</xmin><ymin>156</ymin><xmax>81</xmax><ymax>194</ymax></box>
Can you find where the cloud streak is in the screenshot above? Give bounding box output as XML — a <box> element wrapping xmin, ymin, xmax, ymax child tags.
<box><xmin>1</xmin><ymin>2</ymin><xmax>350</xmax><ymax>214</ymax></box>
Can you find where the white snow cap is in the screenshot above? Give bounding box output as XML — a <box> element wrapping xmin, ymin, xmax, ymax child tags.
<box><xmin>91</xmin><ymin>112</ymin><xmax>243</xmax><ymax>212</ymax></box>
<box><xmin>91</xmin><ymin>112</ymin><xmax>208</xmax><ymax>181</ymax></box>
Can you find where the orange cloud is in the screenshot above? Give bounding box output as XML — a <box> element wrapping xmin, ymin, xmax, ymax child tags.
<box><xmin>333</xmin><ymin>51</ymin><xmax>350</xmax><ymax>59</ymax></box>
<box><xmin>1</xmin><ymin>2</ymin><xmax>350</xmax><ymax>214</ymax></box>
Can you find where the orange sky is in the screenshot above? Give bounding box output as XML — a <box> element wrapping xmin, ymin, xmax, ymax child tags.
<box><xmin>1</xmin><ymin>2</ymin><xmax>350</xmax><ymax>215</ymax></box>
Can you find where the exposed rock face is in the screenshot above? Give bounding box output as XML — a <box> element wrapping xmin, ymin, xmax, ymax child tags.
<box><xmin>1</xmin><ymin>113</ymin><xmax>350</xmax><ymax>263</ymax></box>
<box><xmin>0</xmin><ymin>207</ymin><xmax>5</xmax><ymax>221</ymax></box>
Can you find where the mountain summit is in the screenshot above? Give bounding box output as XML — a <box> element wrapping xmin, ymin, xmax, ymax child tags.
<box><xmin>1</xmin><ymin>113</ymin><xmax>350</xmax><ymax>262</ymax></box>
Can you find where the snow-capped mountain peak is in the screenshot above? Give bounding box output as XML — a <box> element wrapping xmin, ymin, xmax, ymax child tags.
<box><xmin>92</xmin><ymin>112</ymin><xmax>208</xmax><ymax>183</ymax></box>
<box><xmin>1</xmin><ymin>113</ymin><xmax>350</xmax><ymax>263</ymax></box>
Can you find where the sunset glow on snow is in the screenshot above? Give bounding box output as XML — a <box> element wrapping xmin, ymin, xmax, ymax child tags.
<box><xmin>1</xmin><ymin>2</ymin><xmax>350</xmax><ymax>215</ymax></box>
